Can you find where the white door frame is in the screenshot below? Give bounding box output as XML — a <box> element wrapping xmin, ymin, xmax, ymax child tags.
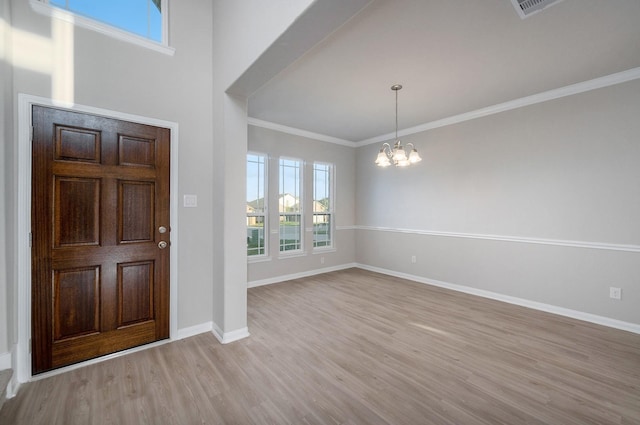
<box><xmin>16</xmin><ymin>93</ymin><xmax>180</xmax><ymax>385</ymax></box>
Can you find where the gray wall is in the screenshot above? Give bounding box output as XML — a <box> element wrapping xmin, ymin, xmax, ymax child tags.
<box><xmin>356</xmin><ymin>80</ymin><xmax>640</xmax><ymax>324</ymax></box>
<box><xmin>247</xmin><ymin>125</ymin><xmax>356</xmax><ymax>284</ymax></box>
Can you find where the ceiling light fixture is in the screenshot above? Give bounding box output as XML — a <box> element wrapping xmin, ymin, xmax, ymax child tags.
<box><xmin>375</xmin><ymin>84</ymin><xmax>422</xmax><ymax>168</ymax></box>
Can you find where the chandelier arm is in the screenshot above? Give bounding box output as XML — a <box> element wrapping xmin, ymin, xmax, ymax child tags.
<box><xmin>381</xmin><ymin>142</ymin><xmax>393</xmax><ymax>159</ymax></box>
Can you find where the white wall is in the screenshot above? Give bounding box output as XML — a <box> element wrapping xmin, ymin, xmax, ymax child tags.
<box><xmin>1</xmin><ymin>0</ymin><xmax>323</xmax><ymax>372</ymax></box>
<box><xmin>247</xmin><ymin>125</ymin><xmax>356</xmax><ymax>284</ymax></box>
<box><xmin>4</xmin><ymin>0</ymin><xmax>634</xmax><ymax>379</ymax></box>
<box><xmin>210</xmin><ymin>0</ymin><xmax>314</xmax><ymax>337</ymax></box>
<box><xmin>356</xmin><ymin>80</ymin><xmax>640</xmax><ymax>325</ymax></box>
<box><xmin>3</xmin><ymin>0</ymin><xmax>216</xmax><ymax>364</ymax></box>
<box><xmin>0</xmin><ymin>0</ymin><xmax>14</xmax><ymax>363</ymax></box>
<box><xmin>210</xmin><ymin>0</ymin><xmax>368</xmax><ymax>336</ymax></box>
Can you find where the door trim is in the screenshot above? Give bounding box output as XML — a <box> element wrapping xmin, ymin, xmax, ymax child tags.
<box><xmin>17</xmin><ymin>93</ymin><xmax>179</xmax><ymax>383</ymax></box>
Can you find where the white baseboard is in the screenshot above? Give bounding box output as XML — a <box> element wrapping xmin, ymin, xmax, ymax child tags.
<box><xmin>6</xmin><ymin>378</ymin><xmax>19</xmax><ymax>399</ymax></box>
<box><xmin>0</xmin><ymin>352</ymin><xmax>11</xmax><ymax>371</ymax></box>
<box><xmin>356</xmin><ymin>263</ymin><xmax>640</xmax><ymax>335</ymax></box>
<box><xmin>174</xmin><ymin>321</ymin><xmax>251</xmax><ymax>344</ymax></box>
<box><xmin>248</xmin><ymin>263</ymin><xmax>357</xmax><ymax>288</ymax></box>
<box><xmin>175</xmin><ymin>322</ymin><xmax>213</xmax><ymax>340</ymax></box>
<box><xmin>6</xmin><ymin>344</ymin><xmax>19</xmax><ymax>398</ymax></box>
<box><xmin>211</xmin><ymin>323</ymin><xmax>250</xmax><ymax>344</ymax></box>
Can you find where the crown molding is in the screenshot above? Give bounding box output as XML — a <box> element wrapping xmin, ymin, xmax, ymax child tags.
<box><xmin>355</xmin><ymin>66</ymin><xmax>640</xmax><ymax>147</ymax></box>
<box><xmin>248</xmin><ymin>118</ymin><xmax>356</xmax><ymax>147</ymax></box>
<box><xmin>249</xmin><ymin>67</ymin><xmax>640</xmax><ymax>148</ymax></box>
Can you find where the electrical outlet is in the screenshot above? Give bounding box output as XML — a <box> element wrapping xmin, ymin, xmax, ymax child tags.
<box><xmin>609</xmin><ymin>287</ymin><xmax>622</xmax><ymax>300</ymax></box>
<box><xmin>411</xmin><ymin>255</ymin><xmax>416</xmax><ymax>264</ymax></box>
<box><xmin>320</xmin><ymin>257</ymin><xmax>325</xmax><ymax>265</ymax></box>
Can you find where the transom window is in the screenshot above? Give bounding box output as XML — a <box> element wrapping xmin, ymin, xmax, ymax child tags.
<box><xmin>48</xmin><ymin>0</ymin><xmax>163</xmax><ymax>42</ymax></box>
<box><xmin>31</xmin><ymin>0</ymin><xmax>173</xmax><ymax>54</ymax></box>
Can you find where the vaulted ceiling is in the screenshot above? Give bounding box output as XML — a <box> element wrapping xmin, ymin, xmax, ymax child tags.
<box><xmin>247</xmin><ymin>0</ymin><xmax>640</xmax><ymax>143</ymax></box>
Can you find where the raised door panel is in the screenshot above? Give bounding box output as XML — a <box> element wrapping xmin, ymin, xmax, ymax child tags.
<box><xmin>54</xmin><ymin>177</ymin><xmax>100</xmax><ymax>247</ymax></box>
<box><xmin>119</xmin><ymin>181</ymin><xmax>155</xmax><ymax>243</ymax></box>
<box><xmin>119</xmin><ymin>135</ymin><xmax>156</xmax><ymax>167</ymax></box>
<box><xmin>55</xmin><ymin>125</ymin><xmax>101</xmax><ymax>163</ymax></box>
<box><xmin>53</xmin><ymin>266</ymin><xmax>100</xmax><ymax>341</ymax></box>
<box><xmin>118</xmin><ymin>261</ymin><xmax>154</xmax><ymax>327</ymax></box>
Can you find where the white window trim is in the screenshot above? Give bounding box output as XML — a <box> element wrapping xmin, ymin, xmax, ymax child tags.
<box><xmin>277</xmin><ymin>251</ymin><xmax>307</xmax><ymax>260</ymax></box>
<box><xmin>312</xmin><ymin>247</ymin><xmax>337</xmax><ymax>254</ymax></box>
<box><xmin>30</xmin><ymin>0</ymin><xmax>175</xmax><ymax>56</ymax></box>
<box><xmin>312</xmin><ymin>161</ymin><xmax>335</xmax><ymax>251</ymax></box>
<box><xmin>247</xmin><ymin>152</ymin><xmax>269</xmax><ymax>259</ymax></box>
<box><xmin>278</xmin><ymin>157</ymin><xmax>304</xmax><ymax>255</ymax></box>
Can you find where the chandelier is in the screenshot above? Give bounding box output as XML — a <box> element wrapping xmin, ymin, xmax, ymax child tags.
<box><xmin>375</xmin><ymin>84</ymin><xmax>422</xmax><ymax>167</ymax></box>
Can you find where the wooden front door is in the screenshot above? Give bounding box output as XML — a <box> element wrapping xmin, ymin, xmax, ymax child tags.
<box><xmin>31</xmin><ymin>105</ymin><xmax>171</xmax><ymax>375</ymax></box>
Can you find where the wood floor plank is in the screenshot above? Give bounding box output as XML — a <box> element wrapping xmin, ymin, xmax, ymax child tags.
<box><xmin>2</xmin><ymin>268</ymin><xmax>639</xmax><ymax>424</ymax></box>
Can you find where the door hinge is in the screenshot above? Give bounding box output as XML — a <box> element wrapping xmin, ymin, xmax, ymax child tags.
<box><xmin>29</xmin><ymin>232</ymin><xmax>32</xmax><ymax>247</ymax></box>
<box><xmin>29</xmin><ymin>338</ymin><xmax>32</xmax><ymax>354</ymax></box>
<box><xmin>31</xmin><ymin>126</ymin><xmax>34</xmax><ymax>142</ymax></box>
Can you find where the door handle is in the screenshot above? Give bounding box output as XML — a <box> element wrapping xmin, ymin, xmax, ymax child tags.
<box><xmin>158</xmin><ymin>241</ymin><xmax>168</xmax><ymax>249</ymax></box>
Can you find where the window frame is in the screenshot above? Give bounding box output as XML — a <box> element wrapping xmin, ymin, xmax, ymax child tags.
<box><xmin>30</xmin><ymin>0</ymin><xmax>175</xmax><ymax>56</ymax></box>
<box><xmin>312</xmin><ymin>162</ymin><xmax>335</xmax><ymax>250</ymax></box>
<box><xmin>246</xmin><ymin>152</ymin><xmax>269</xmax><ymax>260</ymax></box>
<box><xmin>278</xmin><ymin>157</ymin><xmax>304</xmax><ymax>255</ymax></box>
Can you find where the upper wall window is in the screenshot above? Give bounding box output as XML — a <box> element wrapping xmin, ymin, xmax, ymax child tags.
<box><xmin>50</xmin><ymin>0</ymin><xmax>162</xmax><ymax>41</ymax></box>
<box><xmin>31</xmin><ymin>0</ymin><xmax>174</xmax><ymax>55</ymax></box>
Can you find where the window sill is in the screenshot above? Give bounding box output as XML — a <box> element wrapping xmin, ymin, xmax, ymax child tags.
<box><xmin>248</xmin><ymin>255</ymin><xmax>271</xmax><ymax>264</ymax></box>
<box><xmin>278</xmin><ymin>252</ymin><xmax>307</xmax><ymax>260</ymax></box>
<box><xmin>313</xmin><ymin>247</ymin><xmax>336</xmax><ymax>254</ymax></box>
<box><xmin>30</xmin><ymin>0</ymin><xmax>175</xmax><ymax>56</ymax></box>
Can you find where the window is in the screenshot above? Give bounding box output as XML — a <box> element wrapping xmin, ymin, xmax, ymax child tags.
<box><xmin>31</xmin><ymin>0</ymin><xmax>173</xmax><ymax>54</ymax></box>
<box><xmin>279</xmin><ymin>158</ymin><xmax>302</xmax><ymax>252</ymax></box>
<box><xmin>313</xmin><ymin>163</ymin><xmax>333</xmax><ymax>248</ymax></box>
<box><xmin>48</xmin><ymin>0</ymin><xmax>162</xmax><ymax>41</ymax></box>
<box><xmin>247</xmin><ymin>154</ymin><xmax>267</xmax><ymax>257</ymax></box>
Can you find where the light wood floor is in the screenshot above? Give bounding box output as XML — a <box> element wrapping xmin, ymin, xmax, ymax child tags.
<box><xmin>2</xmin><ymin>268</ymin><xmax>640</xmax><ymax>424</ymax></box>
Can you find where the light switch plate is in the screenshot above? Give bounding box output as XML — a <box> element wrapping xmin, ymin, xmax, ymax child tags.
<box><xmin>609</xmin><ymin>287</ymin><xmax>622</xmax><ymax>300</ymax></box>
<box><xmin>183</xmin><ymin>194</ymin><xmax>198</xmax><ymax>208</ymax></box>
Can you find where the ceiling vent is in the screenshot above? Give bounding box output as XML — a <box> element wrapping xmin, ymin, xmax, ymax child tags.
<box><xmin>510</xmin><ymin>0</ymin><xmax>564</xmax><ymax>19</ymax></box>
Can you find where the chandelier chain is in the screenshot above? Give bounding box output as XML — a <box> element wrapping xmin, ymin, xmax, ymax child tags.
<box><xmin>395</xmin><ymin>88</ymin><xmax>398</xmax><ymax>140</ymax></box>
